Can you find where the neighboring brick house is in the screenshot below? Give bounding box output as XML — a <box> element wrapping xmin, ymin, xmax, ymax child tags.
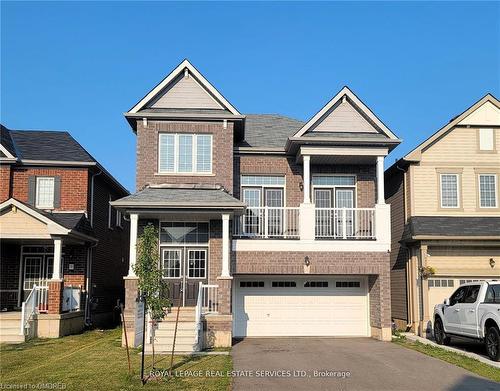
<box><xmin>112</xmin><ymin>59</ymin><xmax>400</xmax><ymax>352</ymax></box>
<box><xmin>0</xmin><ymin>126</ymin><xmax>129</xmax><ymax>343</ymax></box>
<box><xmin>385</xmin><ymin>94</ymin><xmax>500</xmax><ymax>337</ymax></box>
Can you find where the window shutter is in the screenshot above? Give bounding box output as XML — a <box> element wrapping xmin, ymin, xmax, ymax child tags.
<box><xmin>53</xmin><ymin>176</ymin><xmax>61</xmax><ymax>208</ymax></box>
<box><xmin>479</xmin><ymin>129</ymin><xmax>494</xmax><ymax>151</ymax></box>
<box><xmin>27</xmin><ymin>176</ymin><xmax>36</xmax><ymax>206</ymax></box>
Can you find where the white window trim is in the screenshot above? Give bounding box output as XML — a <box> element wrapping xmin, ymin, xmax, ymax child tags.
<box><xmin>240</xmin><ymin>175</ymin><xmax>286</xmax><ymax>207</ymax></box>
<box><xmin>478</xmin><ymin>174</ymin><xmax>498</xmax><ymax>208</ymax></box>
<box><xmin>311</xmin><ymin>174</ymin><xmax>357</xmax><ymax>207</ymax></box>
<box><xmin>161</xmin><ymin>248</ymin><xmax>182</xmax><ymax>279</ymax></box>
<box><xmin>158</xmin><ymin>133</ymin><xmax>213</xmax><ymax>175</ymax></box>
<box><xmin>479</xmin><ymin>128</ymin><xmax>495</xmax><ymax>151</ymax></box>
<box><xmin>440</xmin><ymin>173</ymin><xmax>460</xmax><ymax>209</ymax></box>
<box><xmin>186</xmin><ymin>248</ymin><xmax>207</xmax><ymax>279</ymax></box>
<box><xmin>35</xmin><ymin>177</ymin><xmax>55</xmax><ymax>209</ymax></box>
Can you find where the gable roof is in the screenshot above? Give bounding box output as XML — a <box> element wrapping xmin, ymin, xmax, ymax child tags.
<box><xmin>0</xmin><ymin>125</ymin><xmax>17</xmax><ymax>159</ymax></box>
<box><xmin>0</xmin><ymin>125</ymin><xmax>129</xmax><ymax>195</ymax></box>
<box><xmin>9</xmin><ymin>130</ymin><xmax>95</xmax><ymax>162</ymax></box>
<box><xmin>127</xmin><ymin>59</ymin><xmax>241</xmax><ymax>116</ymax></box>
<box><xmin>404</xmin><ymin>93</ymin><xmax>500</xmax><ymax>162</ymax></box>
<box><xmin>292</xmin><ymin>86</ymin><xmax>399</xmax><ymax>140</ymax></box>
<box><xmin>0</xmin><ymin>198</ymin><xmax>96</xmax><ymax>241</ymax></box>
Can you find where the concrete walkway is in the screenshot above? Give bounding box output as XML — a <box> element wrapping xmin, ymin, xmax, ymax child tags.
<box><xmin>232</xmin><ymin>338</ymin><xmax>500</xmax><ymax>391</ymax></box>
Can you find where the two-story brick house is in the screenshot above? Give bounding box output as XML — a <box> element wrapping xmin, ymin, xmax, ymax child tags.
<box><xmin>385</xmin><ymin>94</ymin><xmax>500</xmax><ymax>337</ymax></box>
<box><xmin>112</xmin><ymin>60</ymin><xmax>401</xmax><ymax>351</ymax></box>
<box><xmin>0</xmin><ymin>126</ymin><xmax>129</xmax><ymax>343</ymax></box>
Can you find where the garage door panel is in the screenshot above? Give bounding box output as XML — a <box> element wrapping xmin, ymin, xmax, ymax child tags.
<box><xmin>234</xmin><ymin>277</ymin><xmax>369</xmax><ymax>337</ymax></box>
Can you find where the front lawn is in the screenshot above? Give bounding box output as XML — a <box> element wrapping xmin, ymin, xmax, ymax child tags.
<box><xmin>393</xmin><ymin>337</ymin><xmax>500</xmax><ymax>383</ymax></box>
<box><xmin>0</xmin><ymin>328</ymin><xmax>232</xmax><ymax>390</ymax></box>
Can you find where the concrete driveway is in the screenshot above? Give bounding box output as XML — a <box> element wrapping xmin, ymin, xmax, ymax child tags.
<box><xmin>232</xmin><ymin>338</ymin><xmax>499</xmax><ymax>391</ymax></box>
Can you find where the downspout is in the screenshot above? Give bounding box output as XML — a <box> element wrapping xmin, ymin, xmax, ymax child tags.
<box><xmin>86</xmin><ymin>169</ymin><xmax>102</xmax><ymax>325</ymax></box>
<box><xmin>396</xmin><ymin>163</ymin><xmax>414</xmax><ymax>330</ymax></box>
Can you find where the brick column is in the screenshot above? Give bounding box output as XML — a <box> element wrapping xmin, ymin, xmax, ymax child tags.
<box><xmin>122</xmin><ymin>277</ymin><xmax>140</xmax><ymax>347</ymax></box>
<box><xmin>216</xmin><ymin>278</ymin><xmax>232</xmax><ymax>315</ymax></box>
<box><xmin>48</xmin><ymin>280</ymin><xmax>63</xmax><ymax>314</ymax></box>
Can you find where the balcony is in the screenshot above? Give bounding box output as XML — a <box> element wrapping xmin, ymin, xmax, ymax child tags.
<box><xmin>233</xmin><ymin>206</ymin><xmax>377</xmax><ymax>240</ymax></box>
<box><xmin>233</xmin><ymin>207</ymin><xmax>300</xmax><ymax>239</ymax></box>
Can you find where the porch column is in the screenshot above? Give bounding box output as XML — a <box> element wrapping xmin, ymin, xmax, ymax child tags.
<box><xmin>303</xmin><ymin>155</ymin><xmax>311</xmax><ymax>204</ymax></box>
<box><xmin>221</xmin><ymin>213</ymin><xmax>230</xmax><ymax>277</ymax></box>
<box><xmin>376</xmin><ymin>156</ymin><xmax>385</xmax><ymax>204</ymax></box>
<box><xmin>52</xmin><ymin>237</ymin><xmax>62</xmax><ymax>280</ymax></box>
<box><xmin>128</xmin><ymin>213</ymin><xmax>138</xmax><ymax>277</ymax></box>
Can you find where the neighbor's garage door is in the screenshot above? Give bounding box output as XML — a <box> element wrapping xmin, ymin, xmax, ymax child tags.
<box><xmin>233</xmin><ymin>277</ymin><xmax>369</xmax><ymax>337</ymax></box>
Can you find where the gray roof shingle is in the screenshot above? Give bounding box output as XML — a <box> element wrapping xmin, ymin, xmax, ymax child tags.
<box><xmin>1</xmin><ymin>125</ymin><xmax>17</xmax><ymax>157</ymax></box>
<box><xmin>8</xmin><ymin>130</ymin><xmax>95</xmax><ymax>162</ymax></box>
<box><xmin>404</xmin><ymin>216</ymin><xmax>500</xmax><ymax>239</ymax></box>
<box><xmin>237</xmin><ymin>114</ymin><xmax>304</xmax><ymax>148</ymax></box>
<box><xmin>112</xmin><ymin>186</ymin><xmax>245</xmax><ymax>209</ymax></box>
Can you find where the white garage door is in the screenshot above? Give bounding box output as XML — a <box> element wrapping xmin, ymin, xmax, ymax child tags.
<box><xmin>233</xmin><ymin>276</ymin><xmax>369</xmax><ymax>337</ymax></box>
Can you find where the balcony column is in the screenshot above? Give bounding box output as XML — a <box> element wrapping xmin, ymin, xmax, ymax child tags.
<box><xmin>376</xmin><ymin>156</ymin><xmax>385</xmax><ymax>205</ymax></box>
<box><xmin>303</xmin><ymin>155</ymin><xmax>311</xmax><ymax>204</ymax></box>
<box><xmin>221</xmin><ymin>213</ymin><xmax>231</xmax><ymax>277</ymax></box>
<box><xmin>128</xmin><ymin>213</ymin><xmax>138</xmax><ymax>277</ymax></box>
<box><xmin>52</xmin><ymin>237</ymin><xmax>63</xmax><ymax>280</ymax></box>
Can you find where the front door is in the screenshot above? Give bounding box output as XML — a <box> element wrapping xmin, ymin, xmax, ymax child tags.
<box><xmin>264</xmin><ymin>188</ymin><xmax>284</xmax><ymax>236</ymax></box>
<box><xmin>443</xmin><ymin>286</ymin><xmax>468</xmax><ymax>333</ymax></box>
<box><xmin>23</xmin><ymin>254</ymin><xmax>52</xmax><ymax>311</ymax></box>
<box><xmin>335</xmin><ymin>188</ymin><xmax>355</xmax><ymax>237</ymax></box>
<box><xmin>161</xmin><ymin>247</ymin><xmax>208</xmax><ymax>307</ymax></box>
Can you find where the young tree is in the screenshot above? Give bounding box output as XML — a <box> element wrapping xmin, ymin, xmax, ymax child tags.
<box><xmin>134</xmin><ymin>223</ymin><xmax>170</xmax><ymax>367</ymax></box>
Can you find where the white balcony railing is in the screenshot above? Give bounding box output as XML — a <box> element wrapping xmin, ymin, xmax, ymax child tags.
<box><xmin>233</xmin><ymin>207</ymin><xmax>300</xmax><ymax>239</ymax></box>
<box><xmin>315</xmin><ymin>208</ymin><xmax>375</xmax><ymax>239</ymax></box>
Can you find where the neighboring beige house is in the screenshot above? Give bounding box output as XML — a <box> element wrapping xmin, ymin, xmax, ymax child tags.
<box><xmin>385</xmin><ymin>94</ymin><xmax>500</xmax><ymax>336</ymax></box>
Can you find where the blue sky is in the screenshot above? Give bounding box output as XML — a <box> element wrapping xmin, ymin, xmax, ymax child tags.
<box><xmin>2</xmin><ymin>1</ymin><xmax>499</xmax><ymax>192</ymax></box>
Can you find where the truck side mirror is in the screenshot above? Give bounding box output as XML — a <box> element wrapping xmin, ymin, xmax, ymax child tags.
<box><xmin>444</xmin><ymin>298</ymin><xmax>450</xmax><ymax>306</ymax></box>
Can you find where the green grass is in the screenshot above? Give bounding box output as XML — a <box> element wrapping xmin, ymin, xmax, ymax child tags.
<box><xmin>0</xmin><ymin>328</ymin><xmax>232</xmax><ymax>390</ymax></box>
<box><xmin>393</xmin><ymin>337</ymin><xmax>500</xmax><ymax>383</ymax></box>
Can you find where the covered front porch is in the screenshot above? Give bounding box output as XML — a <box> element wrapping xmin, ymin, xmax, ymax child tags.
<box><xmin>0</xmin><ymin>198</ymin><xmax>96</xmax><ymax>342</ymax></box>
<box><xmin>111</xmin><ymin>185</ymin><xmax>245</xmax><ymax>350</ymax></box>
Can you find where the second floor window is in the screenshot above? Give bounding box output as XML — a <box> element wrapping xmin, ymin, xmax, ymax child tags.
<box><xmin>240</xmin><ymin>175</ymin><xmax>285</xmax><ymax>207</ymax></box>
<box><xmin>440</xmin><ymin>174</ymin><xmax>459</xmax><ymax>208</ymax></box>
<box><xmin>36</xmin><ymin>177</ymin><xmax>55</xmax><ymax>209</ymax></box>
<box><xmin>479</xmin><ymin>174</ymin><xmax>497</xmax><ymax>208</ymax></box>
<box><xmin>158</xmin><ymin>133</ymin><xmax>212</xmax><ymax>174</ymax></box>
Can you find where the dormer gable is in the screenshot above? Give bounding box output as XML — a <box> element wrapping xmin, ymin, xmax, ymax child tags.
<box><xmin>292</xmin><ymin>86</ymin><xmax>399</xmax><ymax>140</ymax></box>
<box><xmin>127</xmin><ymin>59</ymin><xmax>240</xmax><ymax>115</ymax></box>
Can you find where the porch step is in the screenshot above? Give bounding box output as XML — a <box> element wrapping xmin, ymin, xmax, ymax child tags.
<box><xmin>0</xmin><ymin>314</ymin><xmax>25</xmax><ymax>344</ymax></box>
<box><xmin>145</xmin><ymin>342</ymin><xmax>197</xmax><ymax>354</ymax></box>
<box><xmin>147</xmin><ymin>310</ymin><xmax>198</xmax><ymax>353</ymax></box>
<box><xmin>163</xmin><ymin>308</ymin><xmax>196</xmax><ymax>322</ymax></box>
<box><xmin>155</xmin><ymin>322</ymin><xmax>197</xmax><ymax>333</ymax></box>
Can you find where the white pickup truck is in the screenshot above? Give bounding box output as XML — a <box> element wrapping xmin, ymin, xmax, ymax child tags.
<box><xmin>433</xmin><ymin>280</ymin><xmax>500</xmax><ymax>361</ymax></box>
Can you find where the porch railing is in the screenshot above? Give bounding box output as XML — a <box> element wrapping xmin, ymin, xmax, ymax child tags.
<box><xmin>233</xmin><ymin>207</ymin><xmax>300</xmax><ymax>239</ymax></box>
<box><xmin>195</xmin><ymin>283</ymin><xmax>219</xmax><ymax>351</ymax></box>
<box><xmin>62</xmin><ymin>286</ymin><xmax>81</xmax><ymax>312</ymax></box>
<box><xmin>20</xmin><ymin>285</ymin><xmax>39</xmax><ymax>336</ymax></box>
<box><xmin>315</xmin><ymin>208</ymin><xmax>376</xmax><ymax>239</ymax></box>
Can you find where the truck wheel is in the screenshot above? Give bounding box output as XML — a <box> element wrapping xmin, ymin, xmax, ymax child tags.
<box><xmin>434</xmin><ymin>319</ymin><xmax>450</xmax><ymax>345</ymax></box>
<box><xmin>485</xmin><ymin>326</ymin><xmax>500</xmax><ymax>362</ymax></box>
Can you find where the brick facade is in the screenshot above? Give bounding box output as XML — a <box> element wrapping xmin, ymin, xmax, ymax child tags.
<box><xmin>234</xmin><ymin>154</ymin><xmax>376</xmax><ymax>207</ymax></box>
<box><xmin>232</xmin><ymin>250</ymin><xmax>392</xmax><ymax>330</ymax></box>
<box><xmin>11</xmin><ymin>167</ymin><xmax>89</xmax><ymax>211</ymax></box>
<box><xmin>135</xmin><ymin>120</ymin><xmax>234</xmax><ymax>192</ymax></box>
<box><xmin>0</xmin><ymin>164</ymin><xmax>11</xmax><ymax>202</ymax></box>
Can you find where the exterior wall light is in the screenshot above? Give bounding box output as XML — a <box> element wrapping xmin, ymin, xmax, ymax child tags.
<box><xmin>304</xmin><ymin>256</ymin><xmax>310</xmax><ymax>266</ymax></box>
<box><xmin>490</xmin><ymin>258</ymin><xmax>496</xmax><ymax>268</ymax></box>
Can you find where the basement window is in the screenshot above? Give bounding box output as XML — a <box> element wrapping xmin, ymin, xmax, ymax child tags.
<box><xmin>240</xmin><ymin>281</ymin><xmax>264</xmax><ymax>288</ymax></box>
<box><xmin>271</xmin><ymin>281</ymin><xmax>296</xmax><ymax>288</ymax></box>
<box><xmin>336</xmin><ymin>281</ymin><xmax>361</xmax><ymax>288</ymax></box>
